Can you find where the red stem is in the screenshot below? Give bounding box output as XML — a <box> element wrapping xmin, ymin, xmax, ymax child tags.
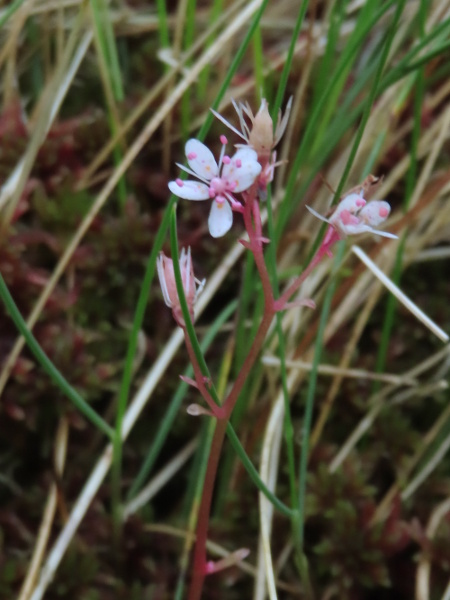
<box><xmin>275</xmin><ymin>228</ymin><xmax>339</xmax><ymax>311</ymax></box>
<box><xmin>184</xmin><ymin>334</ymin><xmax>226</xmax><ymax>419</ymax></box>
<box><xmin>187</xmin><ymin>197</ymin><xmax>335</xmax><ymax>599</ymax></box>
<box><xmin>188</xmin><ymin>418</ymin><xmax>228</xmax><ymax>600</ymax></box>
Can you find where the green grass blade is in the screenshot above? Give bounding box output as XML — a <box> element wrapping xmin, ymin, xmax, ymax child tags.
<box><xmin>0</xmin><ymin>274</ymin><xmax>114</xmax><ymax>439</ymax></box>
<box><xmin>0</xmin><ymin>0</ymin><xmax>26</xmax><ymax>29</ymax></box>
<box><xmin>297</xmin><ymin>242</ymin><xmax>345</xmax><ymax>547</ymax></box>
<box><xmin>226</xmin><ymin>423</ymin><xmax>295</xmax><ymax>518</ymax></box>
<box><xmin>272</xmin><ymin>0</ymin><xmax>310</xmax><ymax>118</ymax></box>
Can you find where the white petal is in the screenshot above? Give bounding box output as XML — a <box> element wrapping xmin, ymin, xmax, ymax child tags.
<box><xmin>359</xmin><ymin>200</ymin><xmax>391</xmax><ymax>226</ymax></box>
<box><xmin>222</xmin><ymin>148</ymin><xmax>261</xmax><ymax>193</ymax></box>
<box><xmin>232</xmin><ymin>147</ymin><xmax>258</xmax><ymax>162</ymax></box>
<box><xmin>305</xmin><ymin>205</ymin><xmax>332</xmax><ymax>224</ymax></box>
<box><xmin>208</xmin><ymin>199</ymin><xmax>233</xmax><ymax>238</ymax></box>
<box><xmin>366</xmin><ymin>227</ymin><xmax>398</xmax><ymax>239</ymax></box>
<box><xmin>344</xmin><ymin>223</ymin><xmax>398</xmax><ymax>238</ymax></box>
<box><xmin>168</xmin><ymin>180</ymin><xmax>210</xmax><ymax>200</ymax></box>
<box><xmin>185</xmin><ymin>139</ymin><xmax>218</xmax><ymax>181</ymax></box>
<box><xmin>330</xmin><ymin>193</ymin><xmax>365</xmax><ymax>224</ymax></box>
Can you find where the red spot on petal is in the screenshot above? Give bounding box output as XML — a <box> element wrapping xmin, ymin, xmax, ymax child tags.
<box><xmin>356</xmin><ymin>197</ymin><xmax>366</xmax><ymax>207</ymax></box>
<box><xmin>235</xmin><ymin>159</ymin><xmax>242</xmax><ymax>168</ymax></box>
<box><xmin>379</xmin><ymin>207</ymin><xmax>389</xmax><ymax>217</ymax></box>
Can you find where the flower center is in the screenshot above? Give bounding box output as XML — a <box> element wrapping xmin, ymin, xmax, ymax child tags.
<box><xmin>210</xmin><ymin>176</ymin><xmax>226</xmax><ymax>196</ymax></box>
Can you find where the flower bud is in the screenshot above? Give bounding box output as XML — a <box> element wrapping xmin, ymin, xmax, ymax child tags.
<box><xmin>157</xmin><ymin>247</ymin><xmax>204</xmax><ymax>326</ymax></box>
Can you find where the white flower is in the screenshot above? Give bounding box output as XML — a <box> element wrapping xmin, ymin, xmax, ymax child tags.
<box><xmin>168</xmin><ymin>137</ymin><xmax>262</xmax><ymax>238</ymax></box>
<box><xmin>307</xmin><ymin>193</ymin><xmax>398</xmax><ymax>239</ymax></box>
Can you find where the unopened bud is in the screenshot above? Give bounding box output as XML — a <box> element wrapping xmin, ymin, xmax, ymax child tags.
<box><xmin>157</xmin><ymin>247</ymin><xmax>204</xmax><ymax>326</ymax></box>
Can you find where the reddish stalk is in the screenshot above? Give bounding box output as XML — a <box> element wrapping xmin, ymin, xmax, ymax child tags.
<box><xmin>187</xmin><ymin>199</ymin><xmax>337</xmax><ymax>599</ymax></box>
<box><xmin>188</xmin><ymin>191</ymin><xmax>276</xmax><ymax>599</ymax></box>
<box><xmin>184</xmin><ymin>335</ymin><xmax>226</xmax><ymax>419</ymax></box>
<box><xmin>275</xmin><ymin>227</ymin><xmax>339</xmax><ymax>311</ymax></box>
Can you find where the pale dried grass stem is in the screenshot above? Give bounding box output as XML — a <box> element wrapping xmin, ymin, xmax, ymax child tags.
<box><xmin>18</xmin><ymin>417</ymin><xmax>69</xmax><ymax>600</ymax></box>
<box><xmin>123</xmin><ymin>438</ymin><xmax>198</xmax><ymax>519</ymax></box>
<box><xmin>352</xmin><ymin>245</ymin><xmax>448</xmax><ymax>342</ymax></box>
<box><xmin>416</xmin><ymin>496</ymin><xmax>450</xmax><ymax>600</ymax></box>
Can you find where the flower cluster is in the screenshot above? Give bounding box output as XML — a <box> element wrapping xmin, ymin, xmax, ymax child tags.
<box><xmin>307</xmin><ymin>193</ymin><xmax>398</xmax><ymax>240</ymax></box>
<box><xmin>212</xmin><ymin>97</ymin><xmax>292</xmax><ymax>190</ymax></box>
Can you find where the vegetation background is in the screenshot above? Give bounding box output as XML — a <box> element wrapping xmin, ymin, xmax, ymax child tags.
<box><xmin>0</xmin><ymin>0</ymin><xmax>449</xmax><ymax>598</ymax></box>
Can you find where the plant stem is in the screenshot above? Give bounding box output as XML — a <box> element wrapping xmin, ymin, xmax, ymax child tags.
<box><xmin>188</xmin><ymin>418</ymin><xmax>227</xmax><ymax>600</ymax></box>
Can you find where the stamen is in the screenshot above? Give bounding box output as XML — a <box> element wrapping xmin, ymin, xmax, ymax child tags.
<box><xmin>222</xmin><ymin>156</ymin><xmax>231</xmax><ymax>164</ymax></box>
<box><xmin>175</xmin><ymin>178</ymin><xmax>183</xmax><ymax>187</ymax></box>
<box><xmin>220</xmin><ymin>135</ymin><xmax>228</xmax><ymax>145</ymax></box>
<box><xmin>217</xmin><ymin>138</ymin><xmax>227</xmax><ymax>170</ymax></box>
<box><xmin>187</xmin><ymin>152</ymin><xmax>197</xmax><ymax>160</ymax></box>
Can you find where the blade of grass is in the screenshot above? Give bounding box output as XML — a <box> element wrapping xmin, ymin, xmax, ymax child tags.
<box><xmin>297</xmin><ymin>242</ymin><xmax>345</xmax><ymax>548</ymax></box>
<box><xmin>181</xmin><ymin>0</ymin><xmax>197</xmax><ymax>140</ymax></box>
<box><xmin>330</xmin><ymin>0</ymin><xmax>408</xmax><ymax>205</ymax></box>
<box><xmin>272</xmin><ymin>0</ymin><xmax>310</xmax><ymax>118</ymax></box>
<box><xmin>89</xmin><ymin>0</ymin><xmax>124</xmax><ymax>101</ymax></box>
<box><xmin>0</xmin><ymin>0</ymin><xmax>26</xmax><ymax>29</ymax></box>
<box><xmin>374</xmin><ymin>0</ymin><xmax>428</xmax><ymax>394</ymax></box>
<box><xmin>90</xmin><ymin>0</ymin><xmax>127</xmax><ymax>209</ymax></box>
<box><xmin>0</xmin><ymin>274</ymin><xmax>114</xmax><ymax>439</ymax></box>
<box><xmin>265</xmin><ymin>184</ymin><xmax>301</xmax><ymax>564</ymax></box>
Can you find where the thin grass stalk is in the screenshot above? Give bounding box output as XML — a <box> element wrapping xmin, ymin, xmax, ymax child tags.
<box><xmin>0</xmin><ymin>0</ymin><xmax>27</xmax><ymax>28</ymax></box>
<box><xmin>0</xmin><ymin>274</ymin><xmax>114</xmax><ymax>438</ymax></box>
<box><xmin>372</xmin><ymin>0</ymin><xmax>427</xmax><ymax>393</ymax></box>
<box><xmin>89</xmin><ymin>0</ymin><xmax>127</xmax><ymax>208</ymax></box>
<box><xmin>17</xmin><ymin>417</ymin><xmax>69</xmax><ymax>600</ymax></box>
<box><xmin>252</xmin><ymin>23</ymin><xmax>264</xmax><ymax>99</ymax></box>
<box><xmin>272</xmin><ymin>0</ymin><xmax>310</xmax><ymax>118</ymax></box>
<box><xmin>275</xmin><ymin>0</ymin><xmax>397</xmax><ymax>240</ymax></box>
<box><xmin>265</xmin><ymin>186</ymin><xmax>300</xmax><ymax>566</ymax></box>
<box><xmin>180</xmin><ymin>0</ymin><xmax>197</xmax><ymax>140</ymax></box>
<box><xmin>296</xmin><ymin>243</ymin><xmax>344</xmax><ymax>597</ymax></box>
<box><xmin>0</xmin><ymin>6</ymin><xmax>88</xmax><ymax>217</ymax></box>
<box><xmin>156</xmin><ymin>0</ymin><xmax>170</xmax><ymax>47</ymax></box>
<box><xmin>331</xmin><ymin>0</ymin><xmax>408</xmax><ymax>204</ymax></box>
